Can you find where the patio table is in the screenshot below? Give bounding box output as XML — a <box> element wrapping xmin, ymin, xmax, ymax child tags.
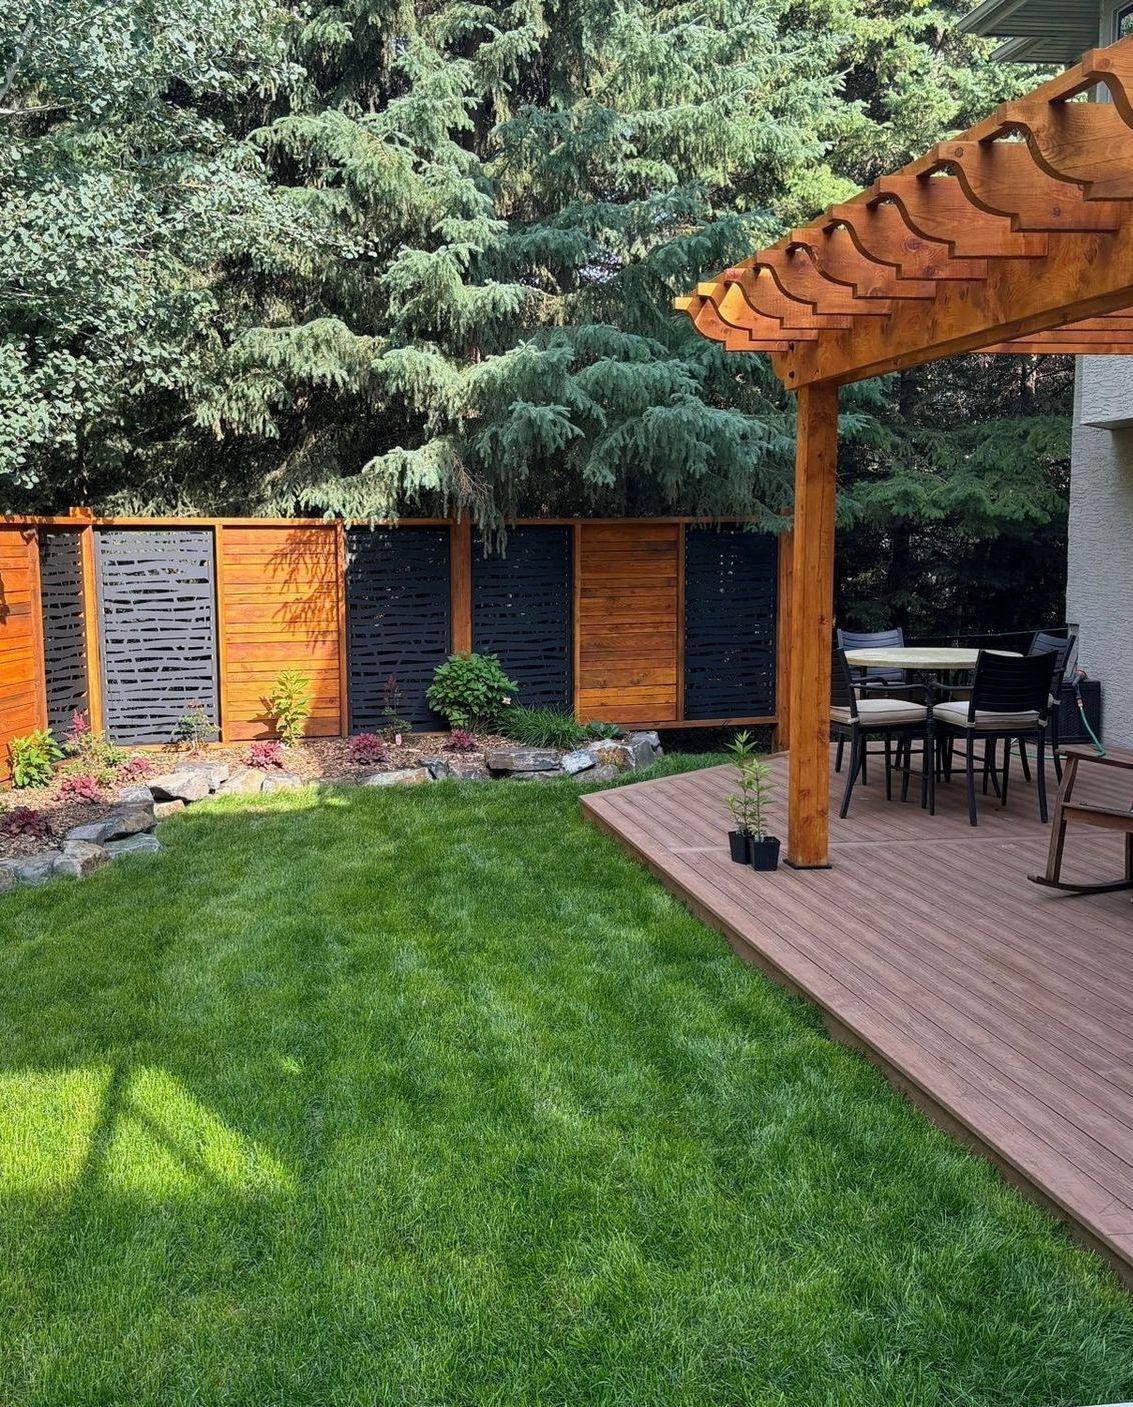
<box><xmin>844</xmin><ymin>646</ymin><xmax>1018</xmax><ymax>672</ymax></box>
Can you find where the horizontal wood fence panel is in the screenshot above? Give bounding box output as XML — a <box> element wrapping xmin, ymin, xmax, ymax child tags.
<box><xmin>96</xmin><ymin>528</ymin><xmax>220</xmax><ymax>746</ymax></box>
<box><xmin>0</xmin><ymin>525</ymin><xmax>45</xmax><ymax>781</ymax></box>
<box><xmin>576</xmin><ymin>522</ymin><xmax>680</xmax><ymax>725</ymax></box>
<box><xmin>218</xmin><ymin>525</ymin><xmax>343</xmax><ymax>740</ymax></box>
<box><xmin>472</xmin><ymin>526</ymin><xmax>572</xmax><ymax>709</ymax></box>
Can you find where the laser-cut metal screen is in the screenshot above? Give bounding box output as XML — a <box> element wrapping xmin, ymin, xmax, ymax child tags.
<box><xmin>95</xmin><ymin>529</ymin><xmax>220</xmax><ymax>745</ymax></box>
<box><xmin>472</xmin><ymin>527</ymin><xmax>572</xmax><ymax>709</ymax></box>
<box><xmin>683</xmin><ymin>526</ymin><xmax>777</xmax><ymax>719</ymax></box>
<box><xmin>39</xmin><ymin>530</ymin><xmax>89</xmax><ymax>735</ymax></box>
<box><xmin>346</xmin><ymin>526</ymin><xmax>451</xmax><ymax>731</ymax></box>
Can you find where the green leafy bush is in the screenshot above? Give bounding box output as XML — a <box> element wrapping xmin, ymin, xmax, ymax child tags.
<box><xmin>502</xmin><ymin>706</ymin><xmax>588</xmax><ymax>750</ymax></box>
<box><xmin>426</xmin><ymin>652</ymin><xmax>518</xmax><ymax>731</ymax></box>
<box><xmin>266</xmin><ymin>671</ymin><xmax>311</xmax><ymax>746</ymax></box>
<box><xmin>584</xmin><ymin>720</ymin><xmax>624</xmax><ymax>741</ymax></box>
<box><xmin>175</xmin><ymin>701</ymin><xmax>218</xmax><ymax>750</ymax></box>
<box><xmin>8</xmin><ymin>729</ymin><xmax>63</xmax><ymax>789</ymax></box>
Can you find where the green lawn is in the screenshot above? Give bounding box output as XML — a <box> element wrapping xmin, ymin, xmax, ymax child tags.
<box><xmin>2</xmin><ymin>758</ymin><xmax>1132</xmax><ymax>1406</ymax></box>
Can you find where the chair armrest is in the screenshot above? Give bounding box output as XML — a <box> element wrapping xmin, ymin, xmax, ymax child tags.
<box><xmin>1061</xmin><ymin>743</ymin><xmax>1133</xmax><ymax>770</ymax></box>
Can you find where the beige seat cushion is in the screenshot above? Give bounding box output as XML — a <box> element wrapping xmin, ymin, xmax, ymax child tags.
<box><xmin>831</xmin><ymin>698</ymin><xmax>928</xmax><ymax>726</ymax></box>
<box><xmin>932</xmin><ymin>701</ymin><xmax>1042</xmax><ymax>730</ymax></box>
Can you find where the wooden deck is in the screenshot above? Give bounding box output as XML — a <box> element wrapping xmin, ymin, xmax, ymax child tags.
<box><xmin>582</xmin><ymin>749</ymin><xmax>1133</xmax><ymax>1282</ymax></box>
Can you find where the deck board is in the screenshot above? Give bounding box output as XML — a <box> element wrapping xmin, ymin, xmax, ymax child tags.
<box><xmin>582</xmin><ymin>748</ymin><xmax>1133</xmax><ymax>1280</ymax></box>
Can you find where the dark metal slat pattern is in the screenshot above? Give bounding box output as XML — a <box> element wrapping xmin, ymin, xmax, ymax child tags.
<box><xmin>346</xmin><ymin>527</ymin><xmax>451</xmax><ymax>731</ymax></box>
<box><xmin>683</xmin><ymin>526</ymin><xmax>777</xmax><ymax>719</ymax></box>
<box><xmin>39</xmin><ymin>531</ymin><xmax>88</xmax><ymax>735</ymax></box>
<box><xmin>472</xmin><ymin>527</ymin><xmax>572</xmax><ymax>709</ymax></box>
<box><xmin>95</xmin><ymin>529</ymin><xmax>220</xmax><ymax>745</ymax></box>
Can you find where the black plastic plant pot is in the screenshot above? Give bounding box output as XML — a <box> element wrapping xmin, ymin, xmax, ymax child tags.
<box><xmin>750</xmin><ymin>836</ymin><xmax>781</xmax><ymax>872</ymax></box>
<box><xmin>728</xmin><ymin>830</ymin><xmax>752</xmax><ymax>864</ymax></box>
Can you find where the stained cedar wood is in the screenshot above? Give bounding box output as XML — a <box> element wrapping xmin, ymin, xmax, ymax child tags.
<box><xmin>582</xmin><ymin>749</ymin><xmax>1133</xmax><ymax>1283</ymax></box>
<box><xmin>576</xmin><ymin>521</ymin><xmax>680</xmax><ymax>724</ymax></box>
<box><xmin>219</xmin><ymin>525</ymin><xmax>343</xmax><ymax>739</ymax></box>
<box><xmin>0</xmin><ymin>528</ymin><xmax>45</xmax><ymax>782</ymax></box>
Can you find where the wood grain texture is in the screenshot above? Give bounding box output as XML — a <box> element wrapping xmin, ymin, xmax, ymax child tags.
<box><xmin>217</xmin><ymin>525</ymin><xmax>343</xmax><ymax>740</ymax></box>
<box><xmin>583</xmin><ymin>749</ymin><xmax>1133</xmax><ymax>1285</ymax></box>
<box><xmin>0</xmin><ymin>526</ymin><xmax>44</xmax><ymax>781</ymax></box>
<box><xmin>576</xmin><ymin>522</ymin><xmax>680</xmax><ymax>724</ymax></box>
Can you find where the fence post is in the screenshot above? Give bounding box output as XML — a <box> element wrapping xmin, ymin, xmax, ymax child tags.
<box><xmin>336</xmin><ymin>521</ymin><xmax>349</xmax><ymax>736</ymax></box>
<box><xmin>213</xmin><ymin>524</ymin><xmax>228</xmax><ymax>742</ymax></box>
<box><xmin>774</xmin><ymin>528</ymin><xmax>793</xmax><ymax>752</ymax></box>
<box><xmin>75</xmin><ymin>516</ymin><xmax>105</xmax><ymax>736</ymax></box>
<box><xmin>451</xmin><ymin>518</ymin><xmax>472</xmax><ymax>654</ymax></box>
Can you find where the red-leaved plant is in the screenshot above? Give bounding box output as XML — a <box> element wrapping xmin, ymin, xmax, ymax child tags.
<box><xmin>118</xmin><ymin>756</ymin><xmax>153</xmax><ymax>782</ymax></box>
<box><xmin>445</xmin><ymin>728</ymin><xmax>477</xmax><ymax>753</ymax></box>
<box><xmin>0</xmin><ymin>806</ymin><xmax>52</xmax><ymax>839</ymax></box>
<box><xmin>59</xmin><ymin>773</ymin><xmax>104</xmax><ymax>804</ymax></box>
<box><xmin>246</xmin><ymin>740</ymin><xmax>286</xmax><ymax>770</ymax></box>
<box><xmin>349</xmin><ymin>733</ymin><xmax>387</xmax><ymax>766</ymax></box>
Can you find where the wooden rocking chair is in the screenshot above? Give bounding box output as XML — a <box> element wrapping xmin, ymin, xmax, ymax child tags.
<box><xmin>1029</xmin><ymin>744</ymin><xmax>1133</xmax><ymax>894</ymax></box>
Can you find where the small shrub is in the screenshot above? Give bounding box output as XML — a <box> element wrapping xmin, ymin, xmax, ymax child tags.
<box><xmin>266</xmin><ymin>671</ymin><xmax>311</xmax><ymax>746</ymax></box>
<box><xmin>445</xmin><ymin>728</ymin><xmax>477</xmax><ymax>753</ymax></box>
<box><xmin>502</xmin><ymin>706</ymin><xmax>587</xmax><ymax>751</ymax></box>
<box><xmin>63</xmin><ymin>709</ymin><xmax>125</xmax><ymax>772</ymax></box>
<box><xmin>246</xmin><ymin>740</ymin><xmax>286</xmax><ymax>770</ymax></box>
<box><xmin>0</xmin><ymin>806</ymin><xmax>52</xmax><ymax>839</ymax></box>
<box><xmin>349</xmin><ymin>733</ymin><xmax>388</xmax><ymax>766</ymax></box>
<box><xmin>426</xmin><ymin>652</ymin><xmax>517</xmax><ymax>731</ymax></box>
<box><xmin>175</xmin><ymin>701</ymin><xmax>217</xmax><ymax>750</ymax></box>
<box><xmin>118</xmin><ymin>755</ymin><xmax>153</xmax><ymax>782</ymax></box>
<box><xmin>59</xmin><ymin>772</ymin><xmax>105</xmax><ymax>804</ymax></box>
<box><xmin>8</xmin><ymin>730</ymin><xmax>63</xmax><ymax>789</ymax></box>
<box><xmin>381</xmin><ymin>675</ymin><xmax>411</xmax><ymax>740</ymax></box>
<box><xmin>585</xmin><ymin>720</ymin><xmax>623</xmax><ymax>741</ymax></box>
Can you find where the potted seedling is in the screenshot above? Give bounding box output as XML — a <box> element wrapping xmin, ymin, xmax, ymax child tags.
<box><xmin>724</xmin><ymin>732</ymin><xmax>780</xmax><ymax>871</ymax></box>
<box><xmin>725</xmin><ymin>730</ymin><xmax>759</xmax><ymax>863</ymax></box>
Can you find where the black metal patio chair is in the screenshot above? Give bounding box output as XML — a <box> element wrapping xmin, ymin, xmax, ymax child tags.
<box><xmin>929</xmin><ymin>650</ymin><xmax>1058</xmax><ymax>826</ymax></box>
<box><xmin>831</xmin><ymin>647</ymin><xmax>930</xmax><ymax>819</ymax></box>
<box><xmin>834</xmin><ymin>626</ymin><xmax>929</xmax><ymax>774</ymax></box>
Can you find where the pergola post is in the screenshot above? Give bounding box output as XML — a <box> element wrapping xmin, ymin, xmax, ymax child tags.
<box><xmin>786</xmin><ymin>379</ymin><xmax>839</xmax><ymax>869</ymax></box>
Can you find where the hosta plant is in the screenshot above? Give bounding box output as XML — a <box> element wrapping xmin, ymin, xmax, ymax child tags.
<box><xmin>8</xmin><ymin>730</ymin><xmax>63</xmax><ymax>789</ymax></box>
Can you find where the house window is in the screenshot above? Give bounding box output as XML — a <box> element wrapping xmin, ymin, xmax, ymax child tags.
<box><xmin>1117</xmin><ymin>2</ymin><xmax>1133</xmax><ymax>38</ymax></box>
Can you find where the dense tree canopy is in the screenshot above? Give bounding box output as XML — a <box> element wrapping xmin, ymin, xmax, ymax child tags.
<box><xmin>0</xmin><ymin>0</ymin><xmax>1070</xmax><ymax>632</ymax></box>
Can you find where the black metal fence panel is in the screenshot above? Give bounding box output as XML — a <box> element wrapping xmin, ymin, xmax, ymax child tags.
<box><xmin>472</xmin><ymin>527</ymin><xmax>572</xmax><ymax>709</ymax></box>
<box><xmin>683</xmin><ymin>526</ymin><xmax>778</xmax><ymax>719</ymax></box>
<box><xmin>38</xmin><ymin>530</ymin><xmax>89</xmax><ymax>736</ymax></box>
<box><xmin>95</xmin><ymin>529</ymin><xmax>220</xmax><ymax>745</ymax></box>
<box><xmin>346</xmin><ymin>526</ymin><xmax>451</xmax><ymax>731</ymax></box>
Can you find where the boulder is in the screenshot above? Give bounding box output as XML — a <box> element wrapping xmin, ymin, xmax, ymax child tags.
<box><xmin>153</xmin><ymin>799</ymin><xmax>186</xmax><ymax>819</ymax></box>
<box><xmin>117</xmin><ymin>784</ymin><xmax>154</xmax><ymax>806</ymax></box>
<box><xmin>217</xmin><ymin>766</ymin><xmax>265</xmax><ymax>795</ymax></box>
<box><xmin>363</xmin><ymin>767</ymin><xmax>432</xmax><ymax>787</ymax></box>
<box><xmin>484</xmin><ymin>748</ymin><xmax>561</xmax><ymax>774</ymax></box>
<box><xmin>180</xmin><ymin>760</ymin><xmax>230</xmax><ymax>790</ymax></box>
<box><xmin>589</xmin><ymin>740</ymin><xmax>633</xmax><ymax>772</ymax></box>
<box><xmin>106</xmin><ymin>834</ymin><xmax>162</xmax><ymax>858</ymax></box>
<box><xmin>65</xmin><ymin>806</ymin><xmax>154</xmax><ymax>845</ymax></box>
<box><xmin>509</xmin><ymin>769</ymin><xmax>560</xmax><ymax>782</ymax></box>
<box><xmin>260</xmin><ymin>771</ymin><xmax>302</xmax><ymax>793</ymax></box>
<box><xmin>422</xmin><ymin>756</ymin><xmax>454</xmax><ymax>780</ymax></box>
<box><xmin>0</xmin><ymin>865</ymin><xmax>18</xmax><ymax>894</ymax></box>
<box><xmin>147</xmin><ymin>770</ymin><xmax>211</xmax><ymax>803</ymax></box>
<box><xmin>560</xmin><ymin>749</ymin><xmax>596</xmax><ymax>775</ymax></box>
<box><xmin>577</xmin><ymin>763</ymin><xmax>620</xmax><ymax>784</ymax></box>
<box><xmin>445</xmin><ymin>759</ymin><xmax>491</xmax><ymax>781</ymax></box>
<box><xmin>56</xmin><ymin>839</ymin><xmax>110</xmax><ymax>878</ymax></box>
<box><xmin>6</xmin><ymin>852</ymin><xmax>62</xmax><ymax>887</ymax></box>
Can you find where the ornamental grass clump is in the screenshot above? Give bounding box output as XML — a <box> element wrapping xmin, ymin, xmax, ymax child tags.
<box><xmin>426</xmin><ymin>652</ymin><xmax>517</xmax><ymax>731</ymax></box>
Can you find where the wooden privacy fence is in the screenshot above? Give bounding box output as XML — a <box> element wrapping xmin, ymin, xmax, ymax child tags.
<box><xmin>0</xmin><ymin>514</ymin><xmax>788</xmax><ymax>776</ymax></box>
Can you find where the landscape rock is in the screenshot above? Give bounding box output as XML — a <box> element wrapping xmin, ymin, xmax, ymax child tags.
<box><xmin>217</xmin><ymin>766</ymin><xmax>265</xmax><ymax>795</ymax></box>
<box><xmin>65</xmin><ymin>804</ymin><xmax>154</xmax><ymax>845</ymax></box>
<box><xmin>117</xmin><ymin>784</ymin><xmax>154</xmax><ymax>806</ymax></box>
<box><xmin>179</xmin><ymin>760</ymin><xmax>230</xmax><ymax>791</ymax></box>
<box><xmin>509</xmin><ymin>769</ymin><xmax>561</xmax><ymax>782</ymax></box>
<box><xmin>560</xmin><ymin>749</ymin><xmax>596</xmax><ymax>775</ymax></box>
<box><xmin>0</xmin><ymin>865</ymin><xmax>18</xmax><ymax>894</ymax></box>
<box><xmin>422</xmin><ymin>756</ymin><xmax>454</xmax><ymax>780</ymax></box>
<box><xmin>106</xmin><ymin>834</ymin><xmax>162</xmax><ymax>858</ymax></box>
<box><xmin>56</xmin><ymin>840</ymin><xmax>110</xmax><ymax>878</ymax></box>
<box><xmin>260</xmin><ymin>771</ymin><xmax>303</xmax><ymax>792</ymax></box>
<box><xmin>147</xmin><ymin>769</ymin><xmax>211</xmax><ymax>803</ymax></box>
<box><xmin>153</xmin><ymin>799</ymin><xmax>186</xmax><ymax>819</ymax></box>
<box><xmin>6</xmin><ymin>852</ymin><xmax>63</xmax><ymax>887</ymax></box>
<box><xmin>579</xmin><ymin>763</ymin><xmax>620</xmax><ymax>784</ymax></box>
<box><xmin>59</xmin><ymin>838</ymin><xmax>109</xmax><ymax>872</ymax></box>
<box><xmin>363</xmin><ymin>767</ymin><xmax>432</xmax><ymax>787</ymax></box>
<box><xmin>445</xmin><ymin>759</ymin><xmax>491</xmax><ymax>780</ymax></box>
<box><xmin>484</xmin><ymin>748</ymin><xmax>561</xmax><ymax>774</ymax></box>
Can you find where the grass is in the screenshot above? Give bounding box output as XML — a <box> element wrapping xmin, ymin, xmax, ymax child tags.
<box><xmin>1</xmin><ymin>756</ymin><xmax>1132</xmax><ymax>1405</ymax></box>
<box><xmin>500</xmin><ymin>705</ymin><xmax>622</xmax><ymax>750</ymax></box>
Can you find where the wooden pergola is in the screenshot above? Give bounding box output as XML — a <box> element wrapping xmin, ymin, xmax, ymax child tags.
<box><xmin>678</xmin><ymin>35</ymin><xmax>1133</xmax><ymax>868</ymax></box>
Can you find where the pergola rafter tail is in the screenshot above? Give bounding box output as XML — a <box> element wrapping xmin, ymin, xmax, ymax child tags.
<box><xmin>675</xmin><ymin>32</ymin><xmax>1133</xmax><ymax>869</ymax></box>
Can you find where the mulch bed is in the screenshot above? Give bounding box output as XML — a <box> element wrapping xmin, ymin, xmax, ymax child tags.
<box><xmin>0</xmin><ymin>733</ymin><xmax>512</xmax><ymax>862</ymax></box>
